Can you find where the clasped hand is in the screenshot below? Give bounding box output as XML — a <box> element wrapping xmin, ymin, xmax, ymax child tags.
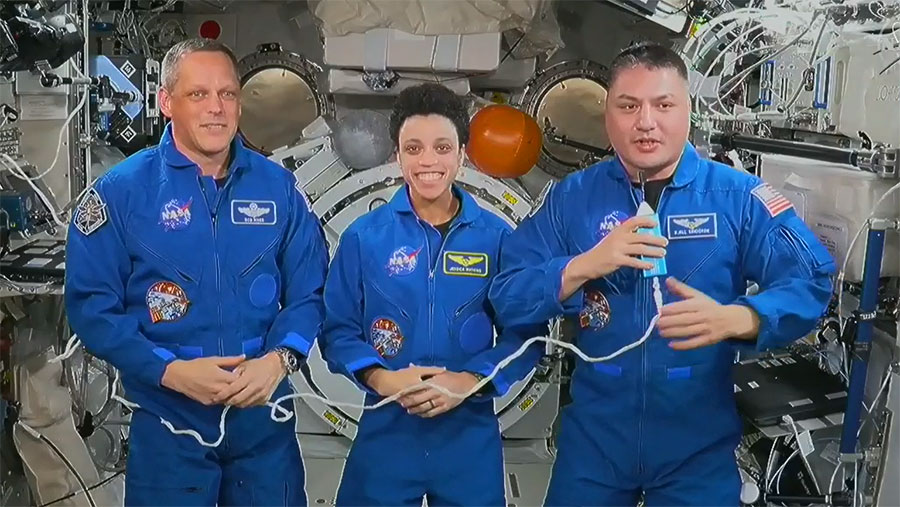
<box><xmin>364</xmin><ymin>365</ymin><xmax>481</xmax><ymax>418</ymax></box>
<box><xmin>161</xmin><ymin>353</ymin><xmax>286</xmax><ymax>408</ymax></box>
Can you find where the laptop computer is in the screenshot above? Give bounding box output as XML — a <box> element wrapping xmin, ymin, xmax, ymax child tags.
<box><xmin>733</xmin><ymin>352</ymin><xmax>847</xmax><ymax>427</ymax></box>
<box><xmin>0</xmin><ymin>238</ymin><xmax>66</xmax><ymax>284</ymax></box>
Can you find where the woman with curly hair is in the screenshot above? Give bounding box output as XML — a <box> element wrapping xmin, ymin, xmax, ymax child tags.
<box><xmin>319</xmin><ymin>83</ymin><xmax>544</xmax><ymax>506</ymax></box>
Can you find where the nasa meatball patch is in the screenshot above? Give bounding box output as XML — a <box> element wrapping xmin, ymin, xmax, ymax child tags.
<box><xmin>159</xmin><ymin>198</ymin><xmax>193</xmax><ymax>231</ymax></box>
<box><xmin>596</xmin><ymin>211</ymin><xmax>629</xmax><ymax>241</ymax></box>
<box><xmin>146</xmin><ymin>281</ymin><xmax>190</xmax><ymax>323</ymax></box>
<box><xmin>371</xmin><ymin>318</ymin><xmax>404</xmax><ymax>358</ymax></box>
<box><xmin>386</xmin><ymin>246</ymin><xmax>422</xmax><ymax>276</ymax></box>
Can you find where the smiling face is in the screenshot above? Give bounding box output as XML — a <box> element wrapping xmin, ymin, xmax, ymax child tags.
<box><xmin>605</xmin><ymin>64</ymin><xmax>691</xmax><ymax>179</ymax></box>
<box><xmin>158</xmin><ymin>50</ymin><xmax>241</xmax><ymax>161</ymax></box>
<box><xmin>397</xmin><ymin>114</ymin><xmax>464</xmax><ymax>203</ymax></box>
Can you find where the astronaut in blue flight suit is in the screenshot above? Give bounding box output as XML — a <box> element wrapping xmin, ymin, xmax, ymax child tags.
<box><xmin>64</xmin><ymin>39</ymin><xmax>327</xmax><ymax>506</ymax></box>
<box><xmin>489</xmin><ymin>43</ymin><xmax>836</xmax><ymax>505</ymax></box>
<box><xmin>319</xmin><ymin>83</ymin><xmax>544</xmax><ymax>506</ymax></box>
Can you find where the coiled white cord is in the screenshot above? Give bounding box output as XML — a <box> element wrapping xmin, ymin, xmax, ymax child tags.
<box><xmin>117</xmin><ymin>277</ymin><xmax>666</xmax><ymax>448</ymax></box>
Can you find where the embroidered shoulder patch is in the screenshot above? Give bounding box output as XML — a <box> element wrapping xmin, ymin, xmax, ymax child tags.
<box><xmin>74</xmin><ymin>188</ymin><xmax>108</xmax><ymax>236</ymax></box>
<box><xmin>750</xmin><ymin>182</ymin><xmax>793</xmax><ymax>218</ymax></box>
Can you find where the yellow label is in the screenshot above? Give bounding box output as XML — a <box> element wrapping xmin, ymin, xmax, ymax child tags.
<box><xmin>323</xmin><ymin>410</ymin><xmax>342</xmax><ymax>427</ymax></box>
<box><xmin>502</xmin><ymin>191</ymin><xmax>519</xmax><ymax>206</ymax></box>
<box><xmin>518</xmin><ymin>397</ymin><xmax>535</xmax><ymax>411</ymax></box>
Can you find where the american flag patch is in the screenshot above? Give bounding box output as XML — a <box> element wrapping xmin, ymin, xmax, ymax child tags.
<box><xmin>750</xmin><ymin>182</ymin><xmax>793</xmax><ymax>217</ymax></box>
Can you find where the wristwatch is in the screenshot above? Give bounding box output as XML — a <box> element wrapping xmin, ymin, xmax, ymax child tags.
<box><xmin>470</xmin><ymin>372</ymin><xmax>488</xmax><ymax>396</ymax></box>
<box><xmin>273</xmin><ymin>347</ymin><xmax>301</xmax><ymax>375</ymax></box>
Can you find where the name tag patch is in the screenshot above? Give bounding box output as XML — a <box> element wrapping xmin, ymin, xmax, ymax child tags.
<box><xmin>443</xmin><ymin>251</ymin><xmax>488</xmax><ymax>277</ymax></box>
<box><xmin>231</xmin><ymin>200</ymin><xmax>276</xmax><ymax>225</ymax></box>
<box><xmin>667</xmin><ymin>213</ymin><xmax>717</xmax><ymax>240</ymax></box>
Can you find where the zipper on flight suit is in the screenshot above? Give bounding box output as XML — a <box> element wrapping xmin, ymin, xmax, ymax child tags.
<box><xmin>417</xmin><ymin>218</ymin><xmax>463</xmax><ymax>366</ymax></box>
<box><xmin>415</xmin><ymin>215</ymin><xmax>462</xmax><ymax>468</ymax></box>
<box><xmin>198</xmin><ymin>174</ymin><xmax>230</xmax><ymax>357</ymax></box>
<box><xmin>627</xmin><ymin>180</ymin><xmax>670</xmax><ymax>476</ymax></box>
<box><xmin>625</xmin><ymin>185</ymin><xmax>646</xmax><ymax>474</ymax></box>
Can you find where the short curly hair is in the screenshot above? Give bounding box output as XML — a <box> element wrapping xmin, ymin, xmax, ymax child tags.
<box><xmin>389</xmin><ymin>83</ymin><xmax>469</xmax><ymax>147</ymax></box>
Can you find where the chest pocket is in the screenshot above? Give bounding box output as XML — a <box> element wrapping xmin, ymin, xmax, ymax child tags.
<box><xmin>127</xmin><ymin>205</ymin><xmax>204</xmax><ymax>284</ymax></box>
<box><xmin>449</xmin><ymin>280</ymin><xmax>493</xmax><ymax>354</ymax></box>
<box><xmin>366</xmin><ymin>244</ymin><xmax>428</xmax><ymax>315</ymax></box>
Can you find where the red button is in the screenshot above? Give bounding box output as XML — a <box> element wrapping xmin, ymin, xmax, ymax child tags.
<box><xmin>199</xmin><ymin>20</ymin><xmax>221</xmax><ymax>39</ymax></box>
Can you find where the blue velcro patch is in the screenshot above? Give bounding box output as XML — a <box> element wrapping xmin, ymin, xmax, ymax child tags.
<box><xmin>667</xmin><ymin>366</ymin><xmax>692</xmax><ymax>379</ymax></box>
<box><xmin>152</xmin><ymin>347</ymin><xmax>176</xmax><ymax>361</ymax></box>
<box><xmin>231</xmin><ymin>200</ymin><xmax>277</xmax><ymax>225</ymax></box>
<box><xmin>249</xmin><ymin>274</ymin><xmax>277</xmax><ymax>307</ymax></box>
<box><xmin>666</xmin><ymin>213</ymin><xmax>717</xmax><ymax>240</ymax></box>
<box><xmin>459</xmin><ymin>312</ymin><xmax>493</xmax><ymax>353</ymax></box>
<box><xmin>280</xmin><ymin>332</ymin><xmax>312</xmax><ymax>356</ymax></box>
<box><xmin>443</xmin><ymin>251</ymin><xmax>488</xmax><ymax>277</ymax></box>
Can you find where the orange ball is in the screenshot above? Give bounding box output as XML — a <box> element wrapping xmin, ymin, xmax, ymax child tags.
<box><xmin>467</xmin><ymin>104</ymin><xmax>542</xmax><ymax>178</ymax></box>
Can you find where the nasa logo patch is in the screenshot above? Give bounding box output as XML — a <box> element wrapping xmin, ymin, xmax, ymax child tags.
<box><xmin>596</xmin><ymin>211</ymin><xmax>629</xmax><ymax>241</ymax></box>
<box><xmin>371</xmin><ymin>318</ymin><xmax>404</xmax><ymax>358</ymax></box>
<box><xmin>579</xmin><ymin>290</ymin><xmax>611</xmax><ymax>330</ymax></box>
<box><xmin>146</xmin><ymin>281</ymin><xmax>190</xmax><ymax>323</ymax></box>
<box><xmin>386</xmin><ymin>246</ymin><xmax>422</xmax><ymax>276</ymax></box>
<box><xmin>159</xmin><ymin>198</ymin><xmax>192</xmax><ymax>231</ymax></box>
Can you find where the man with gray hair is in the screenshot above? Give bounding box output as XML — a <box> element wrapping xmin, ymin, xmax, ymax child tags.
<box><xmin>65</xmin><ymin>38</ymin><xmax>326</xmax><ymax>505</ymax></box>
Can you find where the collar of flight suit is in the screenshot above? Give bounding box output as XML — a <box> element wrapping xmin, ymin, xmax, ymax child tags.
<box><xmin>158</xmin><ymin>122</ymin><xmax>252</xmax><ymax>175</ymax></box>
<box><xmin>607</xmin><ymin>141</ymin><xmax>702</xmax><ymax>189</ymax></box>
<box><xmin>388</xmin><ymin>183</ymin><xmax>481</xmax><ymax>226</ymax></box>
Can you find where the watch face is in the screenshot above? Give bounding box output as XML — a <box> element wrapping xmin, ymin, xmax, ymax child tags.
<box><xmin>285</xmin><ymin>352</ymin><xmax>299</xmax><ymax>371</ymax></box>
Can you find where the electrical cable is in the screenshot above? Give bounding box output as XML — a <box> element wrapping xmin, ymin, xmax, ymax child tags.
<box><xmin>15</xmin><ymin>421</ymin><xmax>97</xmax><ymax>507</ymax></box>
<box><xmin>112</xmin><ymin>243</ymin><xmax>668</xmax><ymax>447</ymax></box>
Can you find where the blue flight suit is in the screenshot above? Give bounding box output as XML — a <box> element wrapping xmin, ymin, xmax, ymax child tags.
<box><xmin>489</xmin><ymin>143</ymin><xmax>835</xmax><ymax>506</ymax></box>
<box><xmin>320</xmin><ymin>185</ymin><xmax>544</xmax><ymax>506</ymax></box>
<box><xmin>64</xmin><ymin>125</ymin><xmax>328</xmax><ymax>506</ymax></box>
